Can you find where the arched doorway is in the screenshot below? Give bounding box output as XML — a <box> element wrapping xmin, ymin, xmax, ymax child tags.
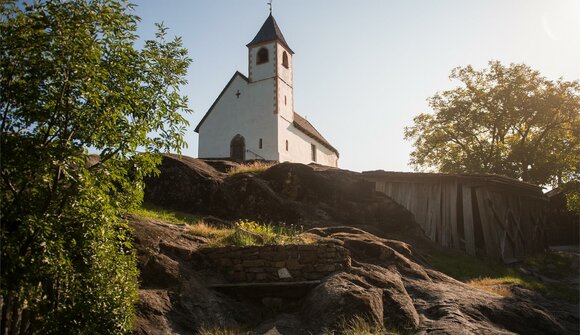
<box><xmin>230</xmin><ymin>134</ymin><xmax>245</xmax><ymax>162</ymax></box>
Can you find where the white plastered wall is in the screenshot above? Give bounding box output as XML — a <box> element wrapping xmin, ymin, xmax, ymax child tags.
<box><xmin>277</xmin><ymin>118</ymin><xmax>338</xmax><ymax>167</ymax></box>
<box><xmin>198</xmin><ymin>74</ymin><xmax>278</xmax><ymax>160</ymax></box>
<box><xmin>276</xmin><ymin>43</ymin><xmax>293</xmax><ymax>121</ymax></box>
<box><xmin>249</xmin><ymin>42</ymin><xmax>276</xmax><ymax>82</ymax></box>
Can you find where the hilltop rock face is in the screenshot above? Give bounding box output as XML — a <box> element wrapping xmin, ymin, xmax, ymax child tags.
<box><xmin>144</xmin><ymin>156</ymin><xmax>417</xmax><ymax>234</ymax></box>
<box><xmin>143</xmin><ymin>154</ymin><xmax>224</xmax><ymax>213</ymax></box>
<box><xmin>130</xmin><ymin>217</ymin><xmax>576</xmax><ymax>335</ymax></box>
<box><xmin>138</xmin><ymin>156</ymin><xmax>577</xmax><ymax>334</ymax></box>
<box><xmin>307</xmin><ymin>228</ymin><xmax>568</xmax><ymax>335</ymax></box>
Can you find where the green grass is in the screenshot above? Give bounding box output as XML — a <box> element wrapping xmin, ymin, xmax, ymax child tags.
<box><xmin>223</xmin><ymin>220</ymin><xmax>305</xmax><ymax>246</ymax></box>
<box><xmin>227</xmin><ymin>161</ymin><xmax>275</xmax><ymax>175</ymax></box>
<box><xmin>131</xmin><ymin>204</ymin><xmax>309</xmax><ymax>247</ymax></box>
<box><xmin>427</xmin><ymin>252</ymin><xmax>517</xmax><ymax>280</ymax></box>
<box><xmin>130</xmin><ymin>203</ymin><xmax>202</xmax><ymax>225</ymax></box>
<box><xmin>427</xmin><ymin>251</ymin><xmax>579</xmax><ymax>302</ymax></box>
<box><xmin>524</xmin><ymin>251</ymin><xmax>576</xmax><ymax>278</ymax></box>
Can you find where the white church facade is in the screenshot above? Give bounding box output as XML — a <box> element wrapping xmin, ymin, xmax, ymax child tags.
<box><xmin>195</xmin><ymin>14</ymin><xmax>339</xmax><ymax>167</ymax></box>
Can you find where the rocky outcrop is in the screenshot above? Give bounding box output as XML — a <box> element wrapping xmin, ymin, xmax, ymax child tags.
<box><xmin>143</xmin><ymin>154</ymin><xmax>223</xmax><ymax>213</ymax></box>
<box><xmin>138</xmin><ymin>156</ymin><xmax>578</xmax><ymax>334</ymax></box>
<box><xmin>308</xmin><ymin>228</ymin><xmax>569</xmax><ymax>335</ymax></box>
<box><xmin>144</xmin><ymin>156</ymin><xmax>419</xmax><ymax>236</ymax></box>
<box><xmin>130</xmin><ymin>217</ymin><xmax>577</xmax><ymax>334</ymax></box>
<box><xmin>131</xmin><ymin>216</ymin><xmax>257</xmax><ymax>334</ymax></box>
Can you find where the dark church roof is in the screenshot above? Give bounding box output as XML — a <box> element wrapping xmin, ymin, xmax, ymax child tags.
<box><xmin>293</xmin><ymin>112</ymin><xmax>339</xmax><ymax>157</ymax></box>
<box><xmin>247</xmin><ymin>14</ymin><xmax>294</xmax><ymax>54</ymax></box>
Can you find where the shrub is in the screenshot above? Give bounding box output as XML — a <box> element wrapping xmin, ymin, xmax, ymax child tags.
<box><xmin>1</xmin><ymin>0</ymin><xmax>190</xmax><ymax>333</ymax></box>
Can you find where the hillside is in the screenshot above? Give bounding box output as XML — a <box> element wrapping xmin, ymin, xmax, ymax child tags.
<box><xmin>130</xmin><ymin>156</ymin><xmax>579</xmax><ymax>334</ymax></box>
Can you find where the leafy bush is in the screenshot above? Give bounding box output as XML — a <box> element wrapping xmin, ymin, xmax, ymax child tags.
<box><xmin>1</xmin><ymin>0</ymin><xmax>191</xmax><ymax>333</ymax></box>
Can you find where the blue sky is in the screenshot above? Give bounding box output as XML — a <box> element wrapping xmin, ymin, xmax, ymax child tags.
<box><xmin>132</xmin><ymin>0</ymin><xmax>580</xmax><ymax>172</ymax></box>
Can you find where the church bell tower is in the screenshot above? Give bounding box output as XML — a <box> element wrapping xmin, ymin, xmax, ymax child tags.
<box><xmin>247</xmin><ymin>14</ymin><xmax>294</xmax><ymax>120</ymax></box>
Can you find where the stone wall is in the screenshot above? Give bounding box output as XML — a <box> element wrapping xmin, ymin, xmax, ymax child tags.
<box><xmin>201</xmin><ymin>243</ymin><xmax>350</xmax><ymax>283</ymax></box>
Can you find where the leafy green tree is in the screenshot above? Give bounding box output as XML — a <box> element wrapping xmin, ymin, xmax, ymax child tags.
<box><xmin>405</xmin><ymin>61</ymin><xmax>580</xmax><ymax>187</ymax></box>
<box><xmin>0</xmin><ymin>0</ymin><xmax>191</xmax><ymax>333</ymax></box>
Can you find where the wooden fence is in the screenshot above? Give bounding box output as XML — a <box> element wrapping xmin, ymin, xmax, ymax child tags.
<box><xmin>362</xmin><ymin>171</ymin><xmax>548</xmax><ymax>261</ymax></box>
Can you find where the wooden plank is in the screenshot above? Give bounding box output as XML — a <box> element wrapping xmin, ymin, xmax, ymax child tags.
<box><xmin>413</xmin><ymin>184</ymin><xmax>428</xmax><ymax>228</ymax></box>
<box><xmin>406</xmin><ymin>183</ymin><xmax>414</xmax><ymax>209</ymax></box>
<box><xmin>391</xmin><ymin>182</ymin><xmax>400</xmax><ymax>203</ymax></box>
<box><xmin>398</xmin><ymin>183</ymin><xmax>407</xmax><ymax>207</ymax></box>
<box><xmin>440</xmin><ymin>184</ymin><xmax>450</xmax><ymax>247</ymax></box>
<box><xmin>430</xmin><ymin>183</ymin><xmax>442</xmax><ymax>242</ymax></box>
<box><xmin>449</xmin><ymin>182</ymin><xmax>459</xmax><ymax>249</ymax></box>
<box><xmin>462</xmin><ymin>185</ymin><xmax>476</xmax><ymax>255</ymax></box>
<box><xmin>476</xmin><ymin>188</ymin><xmax>500</xmax><ymax>260</ymax></box>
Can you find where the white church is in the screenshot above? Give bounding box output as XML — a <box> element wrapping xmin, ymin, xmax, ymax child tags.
<box><xmin>195</xmin><ymin>14</ymin><xmax>339</xmax><ymax>167</ymax></box>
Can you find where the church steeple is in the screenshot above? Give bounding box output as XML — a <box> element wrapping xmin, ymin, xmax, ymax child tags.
<box><xmin>247</xmin><ymin>14</ymin><xmax>294</xmax><ymax>54</ymax></box>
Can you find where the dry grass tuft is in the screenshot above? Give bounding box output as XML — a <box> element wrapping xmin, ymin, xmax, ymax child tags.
<box><xmin>196</xmin><ymin>326</ymin><xmax>242</xmax><ymax>335</ymax></box>
<box><xmin>187</xmin><ymin>221</ymin><xmax>232</xmax><ymax>239</ymax></box>
<box><xmin>322</xmin><ymin>315</ymin><xmax>398</xmax><ymax>335</ymax></box>
<box><xmin>227</xmin><ymin>161</ymin><xmax>275</xmax><ymax>175</ymax></box>
<box><xmin>467</xmin><ymin>277</ymin><xmax>515</xmax><ymax>297</ymax></box>
<box><xmin>187</xmin><ymin>219</ymin><xmax>310</xmax><ymax>247</ymax></box>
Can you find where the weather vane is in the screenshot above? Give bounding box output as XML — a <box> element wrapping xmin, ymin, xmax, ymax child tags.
<box><xmin>268</xmin><ymin>0</ymin><xmax>272</xmax><ymax>14</ymax></box>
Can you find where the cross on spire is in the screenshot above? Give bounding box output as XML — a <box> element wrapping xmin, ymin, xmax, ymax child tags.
<box><xmin>267</xmin><ymin>0</ymin><xmax>272</xmax><ymax>14</ymax></box>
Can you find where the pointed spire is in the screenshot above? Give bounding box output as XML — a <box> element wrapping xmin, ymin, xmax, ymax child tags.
<box><xmin>247</xmin><ymin>14</ymin><xmax>294</xmax><ymax>54</ymax></box>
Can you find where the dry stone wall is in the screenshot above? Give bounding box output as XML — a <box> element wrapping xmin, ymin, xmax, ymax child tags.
<box><xmin>201</xmin><ymin>243</ymin><xmax>350</xmax><ymax>283</ymax></box>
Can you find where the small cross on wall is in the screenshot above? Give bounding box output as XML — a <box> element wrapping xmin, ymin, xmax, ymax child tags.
<box><xmin>235</xmin><ymin>90</ymin><xmax>241</xmax><ymax>98</ymax></box>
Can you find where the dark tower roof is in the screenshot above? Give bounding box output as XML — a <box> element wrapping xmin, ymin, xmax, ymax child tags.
<box><xmin>247</xmin><ymin>14</ymin><xmax>294</xmax><ymax>54</ymax></box>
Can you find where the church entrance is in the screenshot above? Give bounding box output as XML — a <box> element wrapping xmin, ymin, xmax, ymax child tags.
<box><xmin>230</xmin><ymin>134</ymin><xmax>245</xmax><ymax>162</ymax></box>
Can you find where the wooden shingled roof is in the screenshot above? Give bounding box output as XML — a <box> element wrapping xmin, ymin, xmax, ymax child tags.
<box><xmin>293</xmin><ymin>112</ymin><xmax>339</xmax><ymax>157</ymax></box>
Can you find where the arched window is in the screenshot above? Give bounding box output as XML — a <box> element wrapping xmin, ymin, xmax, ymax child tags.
<box><xmin>257</xmin><ymin>48</ymin><xmax>269</xmax><ymax>64</ymax></box>
<box><xmin>282</xmin><ymin>51</ymin><xmax>289</xmax><ymax>68</ymax></box>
